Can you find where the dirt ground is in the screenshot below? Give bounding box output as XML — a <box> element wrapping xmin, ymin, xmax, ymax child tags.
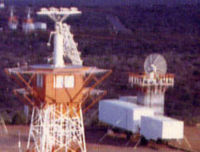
<box><xmin>168</xmin><ymin>125</ymin><xmax>200</xmax><ymax>152</ymax></box>
<box><xmin>0</xmin><ymin>125</ymin><xmax>199</xmax><ymax>152</ymax></box>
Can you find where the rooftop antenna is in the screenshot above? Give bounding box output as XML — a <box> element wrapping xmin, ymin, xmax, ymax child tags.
<box><xmin>129</xmin><ymin>53</ymin><xmax>174</xmax><ymax>115</ymax></box>
<box><xmin>37</xmin><ymin>7</ymin><xmax>83</xmax><ymax>67</ymax></box>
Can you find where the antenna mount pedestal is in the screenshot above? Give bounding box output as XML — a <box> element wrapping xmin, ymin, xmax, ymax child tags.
<box><xmin>37</xmin><ymin>7</ymin><xmax>82</xmax><ymax>67</ymax></box>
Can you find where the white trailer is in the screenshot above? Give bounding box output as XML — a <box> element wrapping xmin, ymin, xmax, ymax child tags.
<box><xmin>99</xmin><ymin>99</ymin><xmax>154</xmax><ymax>133</ymax></box>
<box><xmin>140</xmin><ymin>115</ymin><xmax>184</xmax><ymax>140</ymax></box>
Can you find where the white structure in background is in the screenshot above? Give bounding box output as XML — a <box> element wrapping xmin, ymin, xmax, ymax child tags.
<box><xmin>0</xmin><ymin>0</ymin><xmax>4</xmax><ymax>9</ymax></box>
<box><xmin>34</xmin><ymin>22</ymin><xmax>47</xmax><ymax>31</ymax></box>
<box><xmin>129</xmin><ymin>54</ymin><xmax>174</xmax><ymax>115</ymax></box>
<box><xmin>22</xmin><ymin>8</ymin><xmax>35</xmax><ymax>33</ymax></box>
<box><xmin>8</xmin><ymin>7</ymin><xmax>18</xmax><ymax>30</ymax></box>
<box><xmin>99</xmin><ymin>99</ymin><xmax>154</xmax><ymax>133</ymax></box>
<box><xmin>99</xmin><ymin>54</ymin><xmax>184</xmax><ymax>141</ymax></box>
<box><xmin>38</xmin><ymin>7</ymin><xmax>83</xmax><ymax>66</ymax></box>
<box><xmin>141</xmin><ymin>116</ymin><xmax>184</xmax><ymax>140</ymax></box>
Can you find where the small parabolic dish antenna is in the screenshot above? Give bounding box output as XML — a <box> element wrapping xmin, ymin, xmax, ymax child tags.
<box><xmin>144</xmin><ymin>53</ymin><xmax>167</xmax><ymax>75</ymax></box>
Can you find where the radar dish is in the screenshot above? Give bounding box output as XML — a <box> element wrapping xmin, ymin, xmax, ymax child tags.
<box><xmin>144</xmin><ymin>53</ymin><xmax>167</xmax><ymax>75</ymax></box>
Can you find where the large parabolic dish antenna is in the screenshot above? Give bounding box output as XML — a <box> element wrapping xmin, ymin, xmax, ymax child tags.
<box><xmin>144</xmin><ymin>53</ymin><xmax>167</xmax><ymax>75</ymax></box>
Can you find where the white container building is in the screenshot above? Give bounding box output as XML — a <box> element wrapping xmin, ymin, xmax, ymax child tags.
<box><xmin>140</xmin><ymin>115</ymin><xmax>184</xmax><ymax>140</ymax></box>
<box><xmin>99</xmin><ymin>99</ymin><xmax>154</xmax><ymax>133</ymax></box>
<box><xmin>34</xmin><ymin>22</ymin><xmax>47</xmax><ymax>31</ymax></box>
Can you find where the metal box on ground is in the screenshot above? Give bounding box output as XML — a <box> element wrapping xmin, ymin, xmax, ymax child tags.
<box><xmin>99</xmin><ymin>99</ymin><xmax>154</xmax><ymax>133</ymax></box>
<box><xmin>140</xmin><ymin>115</ymin><xmax>184</xmax><ymax>140</ymax></box>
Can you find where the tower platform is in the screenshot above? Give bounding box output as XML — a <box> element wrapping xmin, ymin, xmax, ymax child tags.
<box><xmin>129</xmin><ymin>73</ymin><xmax>174</xmax><ymax>115</ymax></box>
<box><xmin>6</xmin><ymin>64</ymin><xmax>111</xmax><ymax>152</ymax></box>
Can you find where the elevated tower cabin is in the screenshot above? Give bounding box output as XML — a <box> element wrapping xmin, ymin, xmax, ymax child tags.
<box><xmin>8</xmin><ymin>8</ymin><xmax>18</xmax><ymax>30</ymax></box>
<box><xmin>6</xmin><ymin>7</ymin><xmax>111</xmax><ymax>152</ymax></box>
<box><xmin>129</xmin><ymin>54</ymin><xmax>174</xmax><ymax>115</ymax></box>
<box><xmin>22</xmin><ymin>8</ymin><xmax>35</xmax><ymax>33</ymax></box>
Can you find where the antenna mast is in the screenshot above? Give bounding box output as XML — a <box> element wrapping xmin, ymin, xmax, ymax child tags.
<box><xmin>37</xmin><ymin>7</ymin><xmax>83</xmax><ymax>67</ymax></box>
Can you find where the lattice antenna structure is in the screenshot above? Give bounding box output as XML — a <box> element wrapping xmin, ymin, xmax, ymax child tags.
<box><xmin>37</xmin><ymin>7</ymin><xmax>83</xmax><ymax>67</ymax></box>
<box><xmin>129</xmin><ymin>53</ymin><xmax>174</xmax><ymax>115</ymax></box>
<box><xmin>5</xmin><ymin>7</ymin><xmax>111</xmax><ymax>152</ymax></box>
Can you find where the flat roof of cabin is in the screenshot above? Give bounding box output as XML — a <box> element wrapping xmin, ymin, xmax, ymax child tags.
<box><xmin>7</xmin><ymin>64</ymin><xmax>109</xmax><ymax>74</ymax></box>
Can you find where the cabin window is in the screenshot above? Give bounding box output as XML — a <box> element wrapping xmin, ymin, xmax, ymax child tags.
<box><xmin>64</xmin><ymin>75</ymin><xmax>74</xmax><ymax>88</ymax></box>
<box><xmin>36</xmin><ymin>74</ymin><xmax>43</xmax><ymax>88</ymax></box>
<box><xmin>54</xmin><ymin>75</ymin><xmax>64</xmax><ymax>88</ymax></box>
<box><xmin>54</xmin><ymin>75</ymin><xmax>74</xmax><ymax>88</ymax></box>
